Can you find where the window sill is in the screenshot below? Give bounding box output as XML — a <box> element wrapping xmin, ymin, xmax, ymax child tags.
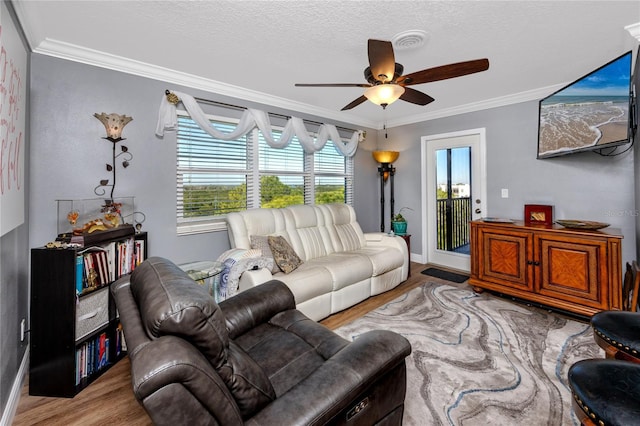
<box><xmin>177</xmin><ymin>221</ymin><xmax>227</xmax><ymax>236</ymax></box>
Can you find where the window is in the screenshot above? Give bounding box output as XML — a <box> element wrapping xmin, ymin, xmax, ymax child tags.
<box><xmin>176</xmin><ymin>112</ymin><xmax>354</xmax><ymax>234</ymax></box>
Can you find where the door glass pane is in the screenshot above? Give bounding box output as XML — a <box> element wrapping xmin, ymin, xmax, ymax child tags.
<box><xmin>435</xmin><ymin>147</ymin><xmax>472</xmax><ymax>253</ymax></box>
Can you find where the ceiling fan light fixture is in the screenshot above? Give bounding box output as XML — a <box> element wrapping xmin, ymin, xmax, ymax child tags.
<box><xmin>364</xmin><ymin>84</ymin><xmax>405</xmax><ymax>107</ymax></box>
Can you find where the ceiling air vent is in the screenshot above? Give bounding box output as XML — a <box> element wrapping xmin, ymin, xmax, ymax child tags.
<box><xmin>391</xmin><ymin>30</ymin><xmax>429</xmax><ymax>51</ymax></box>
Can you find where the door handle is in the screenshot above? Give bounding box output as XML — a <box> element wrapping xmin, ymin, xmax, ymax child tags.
<box><xmin>475</xmin><ymin>208</ymin><xmax>481</xmax><ymax>214</ymax></box>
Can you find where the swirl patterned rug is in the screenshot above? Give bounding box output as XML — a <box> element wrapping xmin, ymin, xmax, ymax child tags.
<box><xmin>334</xmin><ymin>282</ymin><xmax>602</xmax><ymax>426</ymax></box>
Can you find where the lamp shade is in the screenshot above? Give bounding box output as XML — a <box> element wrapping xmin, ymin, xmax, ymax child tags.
<box><xmin>94</xmin><ymin>112</ymin><xmax>133</xmax><ymax>139</ymax></box>
<box><xmin>372</xmin><ymin>150</ymin><xmax>400</xmax><ymax>164</ymax></box>
<box><xmin>364</xmin><ymin>84</ymin><xmax>405</xmax><ymax>106</ymax></box>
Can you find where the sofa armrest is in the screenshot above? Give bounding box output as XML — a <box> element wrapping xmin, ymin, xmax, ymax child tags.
<box><xmin>220</xmin><ymin>280</ymin><xmax>296</xmax><ymax>339</ymax></box>
<box><xmin>238</xmin><ymin>268</ymin><xmax>274</xmax><ymax>293</ymax></box>
<box><xmin>246</xmin><ymin>330</ymin><xmax>411</xmax><ymax>425</ymax></box>
<box><xmin>364</xmin><ymin>232</ymin><xmax>406</xmax><ymax>250</ymax></box>
<box><xmin>130</xmin><ymin>335</ymin><xmax>243</xmax><ymax>425</ymax></box>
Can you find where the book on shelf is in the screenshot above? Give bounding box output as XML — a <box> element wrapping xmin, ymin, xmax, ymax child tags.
<box><xmin>74</xmin><ymin>235</ymin><xmax>142</xmax><ymax>295</ymax></box>
<box><xmin>75</xmin><ymin>331</ymin><xmax>110</xmax><ymax>385</ymax></box>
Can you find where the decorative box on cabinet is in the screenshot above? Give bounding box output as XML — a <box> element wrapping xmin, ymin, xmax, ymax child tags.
<box><xmin>469</xmin><ymin>220</ymin><xmax>622</xmax><ymax>317</ymax></box>
<box><xmin>29</xmin><ymin>230</ymin><xmax>147</xmax><ymax>397</ymax></box>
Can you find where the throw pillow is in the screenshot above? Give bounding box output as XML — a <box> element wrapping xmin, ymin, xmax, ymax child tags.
<box><xmin>268</xmin><ymin>235</ymin><xmax>303</xmax><ymax>274</ymax></box>
<box><xmin>250</xmin><ymin>235</ymin><xmax>279</xmax><ymax>274</ymax></box>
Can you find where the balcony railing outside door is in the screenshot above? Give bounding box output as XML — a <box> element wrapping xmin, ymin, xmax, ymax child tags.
<box><xmin>436</xmin><ymin>197</ymin><xmax>471</xmax><ymax>252</ymax></box>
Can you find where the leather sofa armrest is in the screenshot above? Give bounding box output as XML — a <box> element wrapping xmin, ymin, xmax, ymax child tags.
<box><xmin>246</xmin><ymin>330</ymin><xmax>411</xmax><ymax>425</ymax></box>
<box><xmin>219</xmin><ymin>280</ymin><xmax>296</xmax><ymax>339</ymax></box>
<box><xmin>111</xmin><ymin>276</ymin><xmax>151</xmax><ymax>354</ymax></box>
<box><xmin>130</xmin><ymin>335</ymin><xmax>244</xmax><ymax>425</ymax></box>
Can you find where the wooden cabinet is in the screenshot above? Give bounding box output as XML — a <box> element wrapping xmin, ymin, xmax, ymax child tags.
<box><xmin>470</xmin><ymin>220</ymin><xmax>622</xmax><ymax>317</ymax></box>
<box><xmin>29</xmin><ymin>229</ymin><xmax>147</xmax><ymax>397</ymax></box>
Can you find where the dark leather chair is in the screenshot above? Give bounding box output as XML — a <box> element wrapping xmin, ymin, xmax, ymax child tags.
<box><xmin>569</xmin><ymin>359</ymin><xmax>640</xmax><ymax>426</ymax></box>
<box><xmin>567</xmin><ymin>262</ymin><xmax>640</xmax><ymax>424</ymax></box>
<box><xmin>112</xmin><ymin>256</ymin><xmax>412</xmax><ymax>425</ymax></box>
<box><xmin>591</xmin><ymin>261</ymin><xmax>640</xmax><ymax>362</ymax></box>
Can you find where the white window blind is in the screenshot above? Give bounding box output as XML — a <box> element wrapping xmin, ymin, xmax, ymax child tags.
<box><xmin>177</xmin><ymin>112</ymin><xmax>354</xmax><ymax>234</ymax></box>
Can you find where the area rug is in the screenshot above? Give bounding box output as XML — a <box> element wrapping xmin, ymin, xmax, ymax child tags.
<box><xmin>421</xmin><ymin>267</ymin><xmax>469</xmax><ymax>283</ymax></box>
<box><xmin>334</xmin><ymin>282</ymin><xmax>601</xmax><ymax>426</ymax></box>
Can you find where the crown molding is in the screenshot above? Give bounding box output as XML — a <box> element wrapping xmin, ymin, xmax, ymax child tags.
<box><xmin>34</xmin><ymin>38</ymin><xmax>380</xmax><ymax>129</ymax></box>
<box><xmin>33</xmin><ymin>38</ymin><xmax>565</xmax><ymax>131</ymax></box>
<box><xmin>625</xmin><ymin>22</ymin><xmax>640</xmax><ymax>41</ymax></box>
<box><xmin>385</xmin><ymin>84</ymin><xmax>565</xmax><ymax>129</ymax></box>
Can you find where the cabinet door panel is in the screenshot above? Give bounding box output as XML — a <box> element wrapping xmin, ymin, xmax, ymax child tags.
<box><xmin>537</xmin><ymin>236</ymin><xmax>607</xmax><ymax>308</ymax></box>
<box><xmin>478</xmin><ymin>229</ymin><xmax>532</xmax><ymax>290</ymax></box>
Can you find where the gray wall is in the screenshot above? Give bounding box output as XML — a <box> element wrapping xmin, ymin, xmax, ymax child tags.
<box><xmin>29</xmin><ymin>54</ymin><xmax>380</xmax><ymax>263</ymax></box>
<box><xmin>0</xmin><ymin>1</ymin><xmax>29</xmax><ymax>421</ymax></box>
<box><xmin>386</xmin><ymin>100</ymin><xmax>636</xmax><ymax>265</ymax></box>
<box><xmin>9</xmin><ymin>26</ymin><xmax>639</xmax><ymax>424</ymax></box>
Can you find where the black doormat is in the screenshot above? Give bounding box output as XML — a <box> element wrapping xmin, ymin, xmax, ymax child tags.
<box><xmin>421</xmin><ymin>267</ymin><xmax>469</xmax><ymax>283</ymax></box>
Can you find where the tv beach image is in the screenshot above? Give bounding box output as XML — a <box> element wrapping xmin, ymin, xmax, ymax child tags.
<box><xmin>538</xmin><ymin>52</ymin><xmax>631</xmax><ymax>158</ymax></box>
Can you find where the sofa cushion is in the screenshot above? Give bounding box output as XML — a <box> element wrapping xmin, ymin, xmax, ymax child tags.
<box><xmin>234</xmin><ymin>309</ymin><xmax>349</xmax><ymax>396</ymax></box>
<box><xmin>352</xmin><ymin>246</ymin><xmax>405</xmax><ymax>276</ymax></box>
<box><xmin>273</xmin><ymin>263</ymin><xmax>334</xmax><ymax>304</ymax></box>
<box><xmin>268</xmin><ymin>235</ymin><xmax>303</xmax><ymax>273</ymax></box>
<box><xmin>131</xmin><ymin>257</ymin><xmax>275</xmax><ymax>419</ymax></box>
<box><xmin>305</xmin><ymin>253</ymin><xmax>373</xmax><ymax>291</ymax></box>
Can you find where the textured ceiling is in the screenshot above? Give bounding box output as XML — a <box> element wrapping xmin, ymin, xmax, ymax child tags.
<box><xmin>13</xmin><ymin>1</ymin><xmax>640</xmax><ymax>129</ymax></box>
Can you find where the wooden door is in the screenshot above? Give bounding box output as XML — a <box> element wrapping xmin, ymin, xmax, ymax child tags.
<box><xmin>475</xmin><ymin>225</ymin><xmax>533</xmax><ymax>291</ymax></box>
<box><xmin>535</xmin><ymin>233</ymin><xmax>608</xmax><ymax>309</ymax></box>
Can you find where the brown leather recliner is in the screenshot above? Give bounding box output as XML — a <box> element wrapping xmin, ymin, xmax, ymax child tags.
<box><xmin>111</xmin><ymin>256</ymin><xmax>412</xmax><ymax>425</ymax></box>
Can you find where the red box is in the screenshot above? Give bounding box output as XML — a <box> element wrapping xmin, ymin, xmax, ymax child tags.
<box><xmin>524</xmin><ymin>204</ymin><xmax>553</xmax><ymax>225</ymax></box>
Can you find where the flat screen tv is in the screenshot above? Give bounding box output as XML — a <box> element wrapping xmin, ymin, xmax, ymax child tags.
<box><xmin>537</xmin><ymin>50</ymin><xmax>633</xmax><ymax>159</ymax></box>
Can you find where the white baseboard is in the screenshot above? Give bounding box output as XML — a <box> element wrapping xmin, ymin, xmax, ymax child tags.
<box><xmin>1</xmin><ymin>347</ymin><xmax>29</xmax><ymax>426</ymax></box>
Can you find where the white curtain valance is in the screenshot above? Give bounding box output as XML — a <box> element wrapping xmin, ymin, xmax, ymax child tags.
<box><xmin>156</xmin><ymin>90</ymin><xmax>359</xmax><ymax>157</ymax></box>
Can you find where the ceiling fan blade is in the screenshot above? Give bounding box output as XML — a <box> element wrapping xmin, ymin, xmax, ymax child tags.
<box><xmin>400</xmin><ymin>87</ymin><xmax>435</xmax><ymax>106</ymax></box>
<box><xmin>341</xmin><ymin>95</ymin><xmax>368</xmax><ymax>111</ymax></box>
<box><xmin>368</xmin><ymin>39</ymin><xmax>396</xmax><ymax>83</ymax></box>
<box><xmin>397</xmin><ymin>58</ymin><xmax>490</xmax><ymax>85</ymax></box>
<box><xmin>295</xmin><ymin>83</ymin><xmax>371</xmax><ymax>87</ymax></box>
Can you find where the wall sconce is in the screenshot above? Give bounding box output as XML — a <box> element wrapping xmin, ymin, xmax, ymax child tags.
<box><xmin>372</xmin><ymin>150</ymin><xmax>399</xmax><ymax>232</ymax></box>
<box><xmin>364</xmin><ymin>84</ymin><xmax>405</xmax><ymax>109</ymax></box>
<box><xmin>93</xmin><ymin>113</ymin><xmax>133</xmax><ymax>200</ymax></box>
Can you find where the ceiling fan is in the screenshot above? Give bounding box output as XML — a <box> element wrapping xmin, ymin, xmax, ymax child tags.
<box><xmin>295</xmin><ymin>39</ymin><xmax>490</xmax><ymax>110</ymax></box>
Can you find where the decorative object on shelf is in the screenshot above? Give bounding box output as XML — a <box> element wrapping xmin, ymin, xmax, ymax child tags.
<box><xmin>392</xmin><ymin>206</ymin><xmax>413</xmax><ymax>235</ymax></box>
<box><xmin>555</xmin><ymin>220</ymin><xmax>610</xmax><ymax>230</ymax></box>
<box><xmin>372</xmin><ymin>150</ymin><xmax>399</xmax><ymax>232</ymax></box>
<box><xmin>93</xmin><ymin>112</ymin><xmax>133</xmax><ymax>199</ymax></box>
<box><xmin>57</xmin><ymin>197</ymin><xmax>135</xmax><ymax>239</ymax></box>
<box><xmin>524</xmin><ymin>204</ymin><xmax>553</xmax><ymax>225</ymax></box>
<box><xmin>122</xmin><ymin>211</ymin><xmax>147</xmax><ymax>232</ymax></box>
<box><xmin>482</xmin><ymin>217</ymin><xmax>514</xmax><ymax>223</ymax></box>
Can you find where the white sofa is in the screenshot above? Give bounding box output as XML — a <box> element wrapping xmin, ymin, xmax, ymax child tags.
<box><xmin>226</xmin><ymin>203</ymin><xmax>409</xmax><ymax>321</ymax></box>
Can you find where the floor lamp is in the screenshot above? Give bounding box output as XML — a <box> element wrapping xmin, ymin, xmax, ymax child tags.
<box><xmin>372</xmin><ymin>151</ymin><xmax>399</xmax><ymax>232</ymax></box>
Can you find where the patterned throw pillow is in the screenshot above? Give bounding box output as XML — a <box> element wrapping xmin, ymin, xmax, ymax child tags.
<box><xmin>250</xmin><ymin>235</ymin><xmax>279</xmax><ymax>274</ymax></box>
<box><xmin>267</xmin><ymin>235</ymin><xmax>303</xmax><ymax>274</ymax></box>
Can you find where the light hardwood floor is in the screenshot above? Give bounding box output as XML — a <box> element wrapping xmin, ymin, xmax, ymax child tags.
<box><xmin>13</xmin><ymin>262</ymin><xmax>466</xmax><ymax>425</ymax></box>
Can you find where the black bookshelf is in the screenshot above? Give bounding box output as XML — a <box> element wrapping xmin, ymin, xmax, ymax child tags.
<box><xmin>29</xmin><ymin>230</ymin><xmax>147</xmax><ymax>397</ymax></box>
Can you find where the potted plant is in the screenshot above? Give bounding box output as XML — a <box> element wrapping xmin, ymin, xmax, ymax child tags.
<box><xmin>392</xmin><ymin>207</ymin><xmax>412</xmax><ymax>235</ymax></box>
